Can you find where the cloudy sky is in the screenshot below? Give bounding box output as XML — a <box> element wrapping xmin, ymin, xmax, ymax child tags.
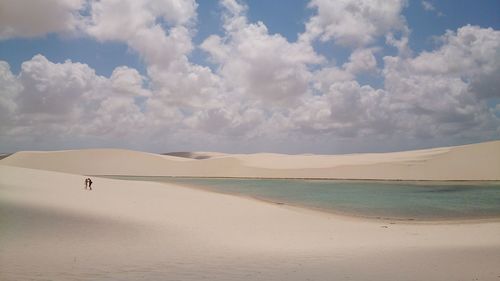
<box><xmin>0</xmin><ymin>0</ymin><xmax>499</xmax><ymax>154</ymax></box>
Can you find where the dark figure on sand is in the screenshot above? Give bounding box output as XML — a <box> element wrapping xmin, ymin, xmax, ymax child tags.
<box><xmin>84</xmin><ymin>178</ymin><xmax>93</xmax><ymax>190</ymax></box>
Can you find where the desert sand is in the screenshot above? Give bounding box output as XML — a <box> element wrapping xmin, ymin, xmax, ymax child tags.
<box><xmin>1</xmin><ymin>141</ymin><xmax>500</xmax><ymax>280</ymax></box>
<box><xmin>2</xmin><ymin>140</ymin><xmax>500</xmax><ymax>180</ymax></box>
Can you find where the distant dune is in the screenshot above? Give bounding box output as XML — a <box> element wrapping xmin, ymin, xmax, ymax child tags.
<box><xmin>163</xmin><ymin>151</ymin><xmax>227</xmax><ymax>159</ymax></box>
<box><xmin>0</xmin><ymin>153</ymin><xmax>12</xmax><ymax>160</ymax></box>
<box><xmin>1</xmin><ymin>141</ymin><xmax>499</xmax><ymax>180</ymax></box>
<box><xmin>0</xmin><ymin>141</ymin><xmax>500</xmax><ymax>180</ymax></box>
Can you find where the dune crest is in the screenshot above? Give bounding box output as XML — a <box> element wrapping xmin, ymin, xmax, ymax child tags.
<box><xmin>1</xmin><ymin>141</ymin><xmax>499</xmax><ymax>180</ymax></box>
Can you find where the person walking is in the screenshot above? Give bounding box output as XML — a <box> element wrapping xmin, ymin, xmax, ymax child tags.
<box><xmin>84</xmin><ymin>178</ymin><xmax>89</xmax><ymax>189</ymax></box>
<box><xmin>88</xmin><ymin>178</ymin><xmax>93</xmax><ymax>190</ymax></box>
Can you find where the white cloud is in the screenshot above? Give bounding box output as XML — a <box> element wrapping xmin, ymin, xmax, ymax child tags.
<box><xmin>110</xmin><ymin>66</ymin><xmax>150</xmax><ymax>97</ymax></box>
<box><xmin>421</xmin><ymin>1</ymin><xmax>443</xmax><ymax>16</ymax></box>
<box><xmin>185</xmin><ymin>106</ymin><xmax>265</xmax><ymax>137</ymax></box>
<box><xmin>0</xmin><ymin>61</ymin><xmax>19</xmax><ymax>111</ymax></box>
<box><xmin>312</xmin><ymin>66</ymin><xmax>354</xmax><ymax>95</ymax></box>
<box><xmin>404</xmin><ymin>25</ymin><xmax>500</xmax><ymax>99</ymax></box>
<box><xmin>84</xmin><ymin>95</ymin><xmax>146</xmax><ymax>137</ymax></box>
<box><xmin>145</xmin><ymin>59</ymin><xmax>222</xmax><ymax>110</ymax></box>
<box><xmin>385</xmin><ymin>31</ymin><xmax>411</xmax><ymax>57</ymax></box>
<box><xmin>0</xmin><ymin>0</ymin><xmax>84</xmax><ymax>39</ymax></box>
<box><xmin>147</xmin><ymin>0</ymin><xmax>198</xmax><ymax>25</ymax></box>
<box><xmin>382</xmin><ymin>25</ymin><xmax>500</xmax><ymax>138</ymax></box>
<box><xmin>86</xmin><ymin>0</ymin><xmax>196</xmax><ymax>39</ymax></box>
<box><xmin>85</xmin><ymin>0</ymin><xmax>223</xmax><ymax>135</ymax></box>
<box><xmin>291</xmin><ymin>80</ymin><xmax>393</xmax><ymax>138</ymax></box>
<box><xmin>301</xmin><ymin>0</ymin><xmax>408</xmax><ymax>47</ymax></box>
<box><xmin>1</xmin><ymin>55</ymin><xmax>150</xmax><ymax>146</ymax></box>
<box><xmin>0</xmin><ymin>61</ymin><xmax>21</xmax><ymax>133</ymax></box>
<box><xmin>16</xmin><ymin>55</ymin><xmax>105</xmax><ymax>119</ymax></box>
<box><xmin>291</xmin><ymin>25</ymin><xmax>500</xmax><ymax>141</ymax></box>
<box><xmin>343</xmin><ymin>48</ymin><xmax>379</xmax><ymax>75</ymax></box>
<box><xmin>85</xmin><ymin>0</ymin><xmax>196</xmax><ymax>68</ymax></box>
<box><xmin>421</xmin><ymin>1</ymin><xmax>435</xmax><ymax>11</ymax></box>
<box><xmin>0</xmin><ymin>1</ymin><xmax>498</xmax><ymax>153</ymax></box>
<box><xmin>201</xmin><ymin>0</ymin><xmax>323</xmax><ymax>103</ymax></box>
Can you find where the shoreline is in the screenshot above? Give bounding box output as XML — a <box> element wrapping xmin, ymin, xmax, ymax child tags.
<box><xmin>93</xmin><ymin>174</ymin><xmax>500</xmax><ymax>183</ymax></box>
<box><xmin>160</xmin><ymin>181</ymin><xmax>500</xmax><ymax>225</ymax></box>
<box><xmin>97</xmin><ymin>174</ymin><xmax>500</xmax><ymax>225</ymax></box>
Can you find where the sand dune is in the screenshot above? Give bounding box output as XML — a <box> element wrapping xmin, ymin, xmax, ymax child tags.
<box><xmin>0</xmin><ymin>153</ymin><xmax>11</xmax><ymax>160</ymax></box>
<box><xmin>2</xmin><ymin>140</ymin><xmax>500</xmax><ymax>180</ymax></box>
<box><xmin>1</xmin><ymin>165</ymin><xmax>499</xmax><ymax>280</ymax></box>
<box><xmin>1</xmin><ymin>141</ymin><xmax>499</xmax><ymax>280</ymax></box>
<box><xmin>1</xmin><ymin>142</ymin><xmax>499</xmax><ymax>280</ymax></box>
<box><xmin>163</xmin><ymin>151</ymin><xmax>228</xmax><ymax>159</ymax></box>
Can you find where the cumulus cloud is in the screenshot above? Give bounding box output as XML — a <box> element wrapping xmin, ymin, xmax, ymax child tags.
<box><xmin>16</xmin><ymin>55</ymin><xmax>104</xmax><ymax>118</ymax></box>
<box><xmin>383</xmin><ymin>25</ymin><xmax>500</xmax><ymax>138</ymax></box>
<box><xmin>110</xmin><ymin>66</ymin><xmax>149</xmax><ymax>97</ymax></box>
<box><xmin>343</xmin><ymin>48</ymin><xmax>379</xmax><ymax>75</ymax></box>
<box><xmin>85</xmin><ymin>0</ymin><xmax>225</xmax><ymax>137</ymax></box>
<box><xmin>201</xmin><ymin>0</ymin><xmax>323</xmax><ymax>103</ymax></box>
<box><xmin>86</xmin><ymin>0</ymin><xmax>196</xmax><ymax>68</ymax></box>
<box><xmin>0</xmin><ymin>0</ymin><xmax>498</xmax><ymax>153</ymax></box>
<box><xmin>293</xmin><ymin>25</ymin><xmax>499</xmax><ymax>141</ymax></box>
<box><xmin>0</xmin><ymin>55</ymin><xmax>151</xmax><ymax>148</ymax></box>
<box><xmin>85</xmin><ymin>0</ymin><xmax>220</xmax><ymax>101</ymax></box>
<box><xmin>0</xmin><ymin>0</ymin><xmax>84</xmax><ymax>39</ymax></box>
<box><xmin>185</xmin><ymin>106</ymin><xmax>265</xmax><ymax>137</ymax></box>
<box><xmin>292</xmin><ymin>81</ymin><xmax>392</xmax><ymax>137</ymax></box>
<box><xmin>408</xmin><ymin>26</ymin><xmax>500</xmax><ymax>98</ymax></box>
<box><xmin>301</xmin><ymin>0</ymin><xmax>408</xmax><ymax>47</ymax></box>
<box><xmin>0</xmin><ymin>61</ymin><xmax>21</xmax><ymax>133</ymax></box>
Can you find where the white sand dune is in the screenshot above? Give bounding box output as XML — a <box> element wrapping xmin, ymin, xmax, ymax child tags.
<box><xmin>2</xmin><ymin>140</ymin><xmax>500</xmax><ymax>180</ymax></box>
<box><xmin>1</xmin><ymin>165</ymin><xmax>499</xmax><ymax>280</ymax></box>
<box><xmin>1</xmin><ymin>141</ymin><xmax>500</xmax><ymax>280</ymax></box>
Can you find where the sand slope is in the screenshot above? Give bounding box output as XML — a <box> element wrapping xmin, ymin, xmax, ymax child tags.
<box><xmin>2</xmin><ymin>141</ymin><xmax>500</xmax><ymax>180</ymax></box>
<box><xmin>1</xmin><ymin>165</ymin><xmax>500</xmax><ymax>280</ymax></box>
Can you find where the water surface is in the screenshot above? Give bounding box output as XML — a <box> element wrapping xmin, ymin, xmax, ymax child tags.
<box><xmin>104</xmin><ymin>176</ymin><xmax>500</xmax><ymax>221</ymax></box>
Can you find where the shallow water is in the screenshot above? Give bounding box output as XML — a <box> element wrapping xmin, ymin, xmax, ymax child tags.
<box><xmin>104</xmin><ymin>176</ymin><xmax>500</xmax><ymax>220</ymax></box>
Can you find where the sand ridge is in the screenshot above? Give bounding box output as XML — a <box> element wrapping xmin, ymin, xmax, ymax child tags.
<box><xmin>2</xmin><ymin>140</ymin><xmax>499</xmax><ymax>180</ymax></box>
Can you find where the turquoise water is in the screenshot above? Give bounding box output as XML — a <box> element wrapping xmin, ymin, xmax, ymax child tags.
<box><xmin>105</xmin><ymin>176</ymin><xmax>500</xmax><ymax>220</ymax></box>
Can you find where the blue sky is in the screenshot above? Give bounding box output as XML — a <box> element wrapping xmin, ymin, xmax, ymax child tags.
<box><xmin>0</xmin><ymin>0</ymin><xmax>499</xmax><ymax>153</ymax></box>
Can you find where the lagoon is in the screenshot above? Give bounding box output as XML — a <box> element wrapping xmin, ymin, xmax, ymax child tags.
<box><xmin>105</xmin><ymin>176</ymin><xmax>500</xmax><ymax>221</ymax></box>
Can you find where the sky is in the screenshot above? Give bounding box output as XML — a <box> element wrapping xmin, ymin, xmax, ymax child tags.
<box><xmin>0</xmin><ymin>0</ymin><xmax>499</xmax><ymax>154</ymax></box>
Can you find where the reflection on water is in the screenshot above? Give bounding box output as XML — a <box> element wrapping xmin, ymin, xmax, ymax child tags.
<box><xmin>103</xmin><ymin>176</ymin><xmax>500</xmax><ymax>221</ymax></box>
